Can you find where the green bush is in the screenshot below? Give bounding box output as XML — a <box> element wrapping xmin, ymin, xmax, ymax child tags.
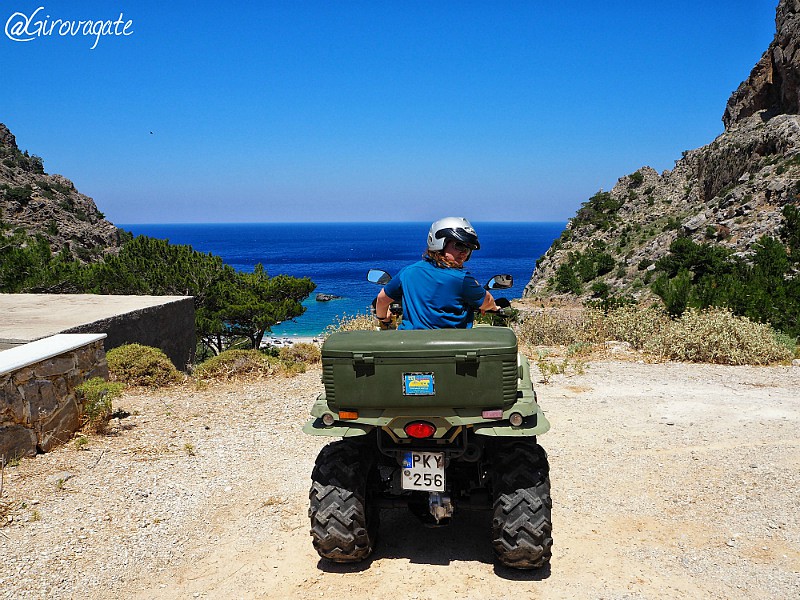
<box><xmin>3</xmin><ymin>185</ymin><xmax>32</xmax><ymax>203</ymax></box>
<box><xmin>577</xmin><ymin>249</ymin><xmax>615</xmax><ymax>281</ymax></box>
<box><xmin>573</xmin><ymin>191</ymin><xmax>624</xmax><ymax>231</ymax></box>
<box><xmin>651</xmin><ymin>226</ymin><xmax>800</xmax><ymax>336</ymax></box>
<box><xmin>553</xmin><ymin>263</ymin><xmax>582</xmax><ymax>294</ymax></box>
<box><xmin>773</xmin><ymin>331</ymin><xmax>799</xmax><ymax>358</ymax></box>
<box><xmin>550</xmin><ymin>248</ymin><xmax>616</xmax><ymax>294</ymax></box>
<box><xmin>106</xmin><ymin>344</ymin><xmax>182</xmax><ymax>387</ymax></box>
<box><xmin>75</xmin><ymin>378</ymin><xmax>125</xmax><ymax>432</ymax></box>
<box><xmin>652</xmin><ymin>269</ymin><xmax>692</xmax><ymax>317</ymax></box>
<box><xmin>193</xmin><ymin>349</ymin><xmax>276</xmax><ymax>380</ymax></box>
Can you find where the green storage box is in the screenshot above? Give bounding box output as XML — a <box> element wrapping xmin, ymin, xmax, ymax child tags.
<box><xmin>321</xmin><ymin>327</ymin><xmax>519</xmax><ymax>409</ymax></box>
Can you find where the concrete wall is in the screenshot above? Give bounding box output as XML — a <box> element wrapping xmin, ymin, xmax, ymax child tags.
<box><xmin>1</xmin><ymin>335</ymin><xmax>108</xmax><ymax>459</ymax></box>
<box><xmin>64</xmin><ymin>297</ymin><xmax>196</xmax><ymax>370</ymax></box>
<box><xmin>0</xmin><ymin>294</ymin><xmax>196</xmax><ymax>372</ymax></box>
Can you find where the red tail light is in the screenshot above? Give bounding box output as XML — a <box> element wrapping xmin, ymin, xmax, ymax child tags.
<box><xmin>404</xmin><ymin>421</ymin><xmax>436</xmax><ymax>439</ymax></box>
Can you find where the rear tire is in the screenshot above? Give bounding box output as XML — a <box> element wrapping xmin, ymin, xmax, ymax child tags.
<box><xmin>309</xmin><ymin>439</ymin><xmax>379</xmax><ymax>562</ymax></box>
<box><xmin>491</xmin><ymin>441</ymin><xmax>552</xmax><ymax>569</ymax></box>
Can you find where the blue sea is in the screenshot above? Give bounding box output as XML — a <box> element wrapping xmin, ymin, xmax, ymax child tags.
<box><xmin>118</xmin><ymin>222</ymin><xmax>565</xmax><ymax>337</ymax></box>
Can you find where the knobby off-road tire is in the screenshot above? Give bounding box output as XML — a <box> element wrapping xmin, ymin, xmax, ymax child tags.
<box><xmin>491</xmin><ymin>440</ymin><xmax>553</xmax><ymax>569</ymax></box>
<box><xmin>309</xmin><ymin>439</ymin><xmax>379</xmax><ymax>562</ymax></box>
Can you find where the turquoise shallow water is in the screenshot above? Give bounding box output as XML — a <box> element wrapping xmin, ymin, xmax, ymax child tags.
<box><xmin>119</xmin><ymin>222</ymin><xmax>565</xmax><ymax>336</ymax></box>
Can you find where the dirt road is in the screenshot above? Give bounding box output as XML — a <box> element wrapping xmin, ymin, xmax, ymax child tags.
<box><xmin>2</xmin><ymin>360</ymin><xmax>799</xmax><ymax>599</ymax></box>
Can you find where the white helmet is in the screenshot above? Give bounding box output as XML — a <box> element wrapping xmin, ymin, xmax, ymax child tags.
<box><xmin>426</xmin><ymin>217</ymin><xmax>480</xmax><ymax>253</ymax></box>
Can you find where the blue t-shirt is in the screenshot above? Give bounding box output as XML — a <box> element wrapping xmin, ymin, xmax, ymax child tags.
<box><xmin>383</xmin><ymin>259</ymin><xmax>487</xmax><ymax>330</ymax></box>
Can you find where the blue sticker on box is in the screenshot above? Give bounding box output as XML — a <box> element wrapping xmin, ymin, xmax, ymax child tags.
<box><xmin>403</xmin><ymin>372</ymin><xmax>435</xmax><ymax>396</ymax></box>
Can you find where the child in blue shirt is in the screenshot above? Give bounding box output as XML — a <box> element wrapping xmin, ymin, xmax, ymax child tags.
<box><xmin>375</xmin><ymin>217</ymin><xmax>499</xmax><ymax>330</ymax></box>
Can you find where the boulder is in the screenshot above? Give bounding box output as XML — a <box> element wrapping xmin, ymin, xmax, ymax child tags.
<box><xmin>0</xmin><ymin>425</ymin><xmax>37</xmax><ymax>459</ymax></box>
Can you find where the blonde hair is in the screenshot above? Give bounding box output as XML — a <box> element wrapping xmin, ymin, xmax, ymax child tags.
<box><xmin>423</xmin><ymin>249</ymin><xmax>462</xmax><ymax>269</ymax></box>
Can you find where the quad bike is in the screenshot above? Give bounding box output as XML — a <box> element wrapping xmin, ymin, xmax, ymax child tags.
<box><xmin>303</xmin><ymin>270</ymin><xmax>552</xmax><ymax>569</ymax></box>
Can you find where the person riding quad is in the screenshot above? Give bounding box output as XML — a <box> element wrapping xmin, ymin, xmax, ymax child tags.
<box><xmin>375</xmin><ymin>217</ymin><xmax>501</xmax><ymax>330</ymax></box>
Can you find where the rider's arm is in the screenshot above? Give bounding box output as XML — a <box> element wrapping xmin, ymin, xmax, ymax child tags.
<box><xmin>479</xmin><ymin>291</ymin><xmax>499</xmax><ymax>314</ymax></box>
<box><xmin>375</xmin><ymin>288</ymin><xmax>396</xmax><ymax>320</ymax></box>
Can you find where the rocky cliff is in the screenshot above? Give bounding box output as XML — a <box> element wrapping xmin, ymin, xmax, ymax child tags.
<box><xmin>0</xmin><ymin>123</ymin><xmax>122</xmax><ymax>260</ymax></box>
<box><xmin>526</xmin><ymin>0</ymin><xmax>800</xmax><ymax>299</ymax></box>
<box><xmin>723</xmin><ymin>0</ymin><xmax>800</xmax><ymax>128</ymax></box>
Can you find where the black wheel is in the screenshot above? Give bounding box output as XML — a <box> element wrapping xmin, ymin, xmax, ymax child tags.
<box><xmin>309</xmin><ymin>439</ymin><xmax>379</xmax><ymax>562</ymax></box>
<box><xmin>490</xmin><ymin>440</ymin><xmax>553</xmax><ymax>569</ymax></box>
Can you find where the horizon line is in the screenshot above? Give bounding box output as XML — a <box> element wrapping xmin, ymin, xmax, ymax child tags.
<box><xmin>115</xmin><ymin>220</ymin><xmax>569</xmax><ymax>226</ymax></box>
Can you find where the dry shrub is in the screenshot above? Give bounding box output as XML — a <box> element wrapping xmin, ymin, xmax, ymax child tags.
<box><xmin>602</xmin><ymin>304</ymin><xmax>670</xmax><ymax>350</ymax></box>
<box><xmin>75</xmin><ymin>377</ymin><xmax>125</xmax><ymax>432</ymax></box>
<box><xmin>278</xmin><ymin>342</ymin><xmax>321</xmax><ymax>364</ymax></box>
<box><xmin>644</xmin><ymin>307</ymin><xmax>793</xmax><ymax>365</ymax></box>
<box><xmin>274</xmin><ymin>360</ymin><xmax>307</xmax><ymax>377</ymax></box>
<box><xmin>194</xmin><ymin>346</ymin><xmax>319</xmax><ymax>381</ymax></box>
<box><xmin>106</xmin><ymin>344</ymin><xmax>182</xmax><ymax>387</ymax></box>
<box><xmin>516</xmin><ymin>309</ymin><xmax>588</xmax><ymax>346</ymax></box>
<box><xmin>517</xmin><ymin>304</ymin><xmax>791</xmax><ymax>365</ymax></box>
<box><xmin>324</xmin><ymin>312</ymin><xmax>376</xmax><ymax>334</ymax></box>
<box><xmin>193</xmin><ymin>349</ymin><xmax>276</xmax><ymax>380</ymax></box>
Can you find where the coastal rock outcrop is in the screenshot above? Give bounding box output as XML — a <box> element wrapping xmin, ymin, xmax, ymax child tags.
<box><xmin>0</xmin><ymin>123</ymin><xmax>123</xmax><ymax>261</ymax></box>
<box><xmin>526</xmin><ymin>0</ymin><xmax>800</xmax><ymax>299</ymax></box>
<box><xmin>315</xmin><ymin>293</ymin><xmax>343</xmax><ymax>302</ymax></box>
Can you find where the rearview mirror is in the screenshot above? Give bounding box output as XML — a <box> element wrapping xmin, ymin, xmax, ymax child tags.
<box><xmin>486</xmin><ymin>274</ymin><xmax>513</xmax><ymax>290</ymax></box>
<box><xmin>367</xmin><ymin>269</ymin><xmax>392</xmax><ymax>285</ymax></box>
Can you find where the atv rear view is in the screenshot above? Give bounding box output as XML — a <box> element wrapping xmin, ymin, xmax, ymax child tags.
<box><xmin>303</xmin><ymin>276</ymin><xmax>552</xmax><ymax>569</ymax></box>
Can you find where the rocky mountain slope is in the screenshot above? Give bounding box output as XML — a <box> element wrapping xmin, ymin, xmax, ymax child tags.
<box><xmin>525</xmin><ymin>0</ymin><xmax>800</xmax><ymax>299</ymax></box>
<box><xmin>0</xmin><ymin>123</ymin><xmax>122</xmax><ymax>260</ymax></box>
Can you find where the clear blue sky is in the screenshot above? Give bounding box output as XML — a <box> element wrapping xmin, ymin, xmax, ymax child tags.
<box><xmin>1</xmin><ymin>0</ymin><xmax>778</xmax><ymax>223</ymax></box>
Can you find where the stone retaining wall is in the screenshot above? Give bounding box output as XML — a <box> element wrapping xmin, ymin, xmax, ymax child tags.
<box><xmin>1</xmin><ymin>335</ymin><xmax>108</xmax><ymax>460</ymax></box>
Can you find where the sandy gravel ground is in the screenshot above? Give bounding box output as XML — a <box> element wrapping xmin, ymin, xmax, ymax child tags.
<box><xmin>1</xmin><ymin>359</ymin><xmax>799</xmax><ymax>599</ymax></box>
